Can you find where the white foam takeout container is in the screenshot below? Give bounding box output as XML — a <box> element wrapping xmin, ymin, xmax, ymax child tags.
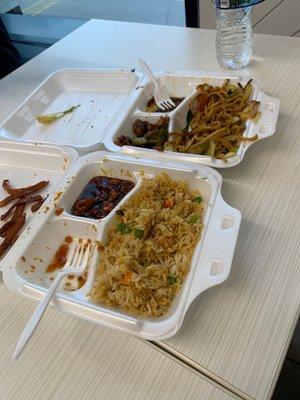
<box><xmin>0</xmin><ymin>69</ymin><xmax>280</xmax><ymax>168</ymax></box>
<box><xmin>0</xmin><ymin>69</ymin><xmax>142</xmax><ymax>154</ymax></box>
<box><xmin>0</xmin><ymin>141</ymin><xmax>77</xmax><ymax>272</ymax></box>
<box><xmin>2</xmin><ymin>151</ymin><xmax>241</xmax><ymax>340</ymax></box>
<box><xmin>104</xmin><ymin>71</ymin><xmax>280</xmax><ymax>168</ymax></box>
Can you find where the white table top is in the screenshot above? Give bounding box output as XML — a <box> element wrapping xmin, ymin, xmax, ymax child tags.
<box><xmin>0</xmin><ymin>288</ymin><xmax>238</xmax><ymax>400</ymax></box>
<box><xmin>0</xmin><ymin>19</ymin><xmax>299</xmax><ymax>400</ymax></box>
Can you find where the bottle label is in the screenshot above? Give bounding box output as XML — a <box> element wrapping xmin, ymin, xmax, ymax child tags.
<box><xmin>215</xmin><ymin>0</ymin><xmax>265</xmax><ymax>9</ymax></box>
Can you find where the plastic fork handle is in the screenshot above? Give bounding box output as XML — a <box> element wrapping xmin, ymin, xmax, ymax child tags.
<box><xmin>12</xmin><ymin>273</ymin><xmax>64</xmax><ymax>359</ymax></box>
<box><xmin>138</xmin><ymin>59</ymin><xmax>160</xmax><ymax>86</ymax></box>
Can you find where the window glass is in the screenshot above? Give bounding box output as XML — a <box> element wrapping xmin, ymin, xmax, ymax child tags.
<box><xmin>6</xmin><ymin>0</ymin><xmax>185</xmax><ymax>27</ymax></box>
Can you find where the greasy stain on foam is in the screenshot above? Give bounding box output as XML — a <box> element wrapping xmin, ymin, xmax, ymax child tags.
<box><xmin>54</xmin><ymin>191</ymin><xmax>63</xmax><ymax>202</ymax></box>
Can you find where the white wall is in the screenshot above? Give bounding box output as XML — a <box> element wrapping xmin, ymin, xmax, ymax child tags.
<box><xmin>199</xmin><ymin>0</ymin><xmax>300</xmax><ymax>36</ymax></box>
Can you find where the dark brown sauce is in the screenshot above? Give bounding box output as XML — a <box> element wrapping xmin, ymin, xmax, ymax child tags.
<box><xmin>71</xmin><ymin>176</ymin><xmax>134</xmax><ymax>219</ymax></box>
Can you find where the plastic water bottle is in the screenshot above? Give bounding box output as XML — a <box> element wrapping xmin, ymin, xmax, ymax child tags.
<box><xmin>215</xmin><ymin>5</ymin><xmax>253</xmax><ymax>70</ymax></box>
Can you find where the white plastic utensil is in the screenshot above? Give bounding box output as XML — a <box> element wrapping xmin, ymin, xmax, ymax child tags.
<box><xmin>138</xmin><ymin>59</ymin><xmax>175</xmax><ymax>111</ymax></box>
<box><xmin>13</xmin><ymin>241</ymin><xmax>91</xmax><ymax>359</ymax></box>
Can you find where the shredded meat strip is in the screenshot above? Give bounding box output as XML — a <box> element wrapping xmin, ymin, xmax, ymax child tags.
<box><xmin>1</xmin><ymin>195</ymin><xmax>42</xmax><ymax>221</ymax></box>
<box><xmin>31</xmin><ymin>195</ymin><xmax>47</xmax><ymax>212</ymax></box>
<box><xmin>0</xmin><ymin>180</ymin><xmax>49</xmax><ymax>207</ymax></box>
<box><xmin>0</xmin><ymin>213</ymin><xmax>26</xmax><ymax>258</ymax></box>
<box><xmin>0</xmin><ymin>204</ymin><xmax>25</xmax><ymax>237</ymax></box>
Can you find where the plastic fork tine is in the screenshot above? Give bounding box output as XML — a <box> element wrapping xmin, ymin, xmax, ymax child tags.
<box><xmin>82</xmin><ymin>244</ymin><xmax>91</xmax><ymax>266</ymax></box>
<box><xmin>78</xmin><ymin>243</ymin><xmax>89</xmax><ymax>266</ymax></box>
<box><xmin>162</xmin><ymin>101</ymin><xmax>172</xmax><ymax>111</ymax></box>
<box><xmin>72</xmin><ymin>243</ymin><xmax>83</xmax><ymax>266</ymax></box>
<box><xmin>138</xmin><ymin>59</ymin><xmax>175</xmax><ymax>112</ymax></box>
<box><xmin>167</xmin><ymin>98</ymin><xmax>176</xmax><ymax>107</ymax></box>
<box><xmin>64</xmin><ymin>242</ymin><xmax>77</xmax><ymax>267</ymax></box>
<box><xmin>158</xmin><ymin>102</ymin><xmax>167</xmax><ymax>111</ymax></box>
<box><xmin>163</xmin><ymin>101</ymin><xmax>172</xmax><ymax>109</ymax></box>
<box><xmin>166</xmin><ymin>100</ymin><xmax>175</xmax><ymax>108</ymax></box>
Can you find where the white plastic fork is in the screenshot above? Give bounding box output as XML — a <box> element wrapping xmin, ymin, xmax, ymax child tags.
<box><xmin>138</xmin><ymin>58</ymin><xmax>176</xmax><ymax>111</ymax></box>
<box><xmin>13</xmin><ymin>241</ymin><xmax>91</xmax><ymax>359</ymax></box>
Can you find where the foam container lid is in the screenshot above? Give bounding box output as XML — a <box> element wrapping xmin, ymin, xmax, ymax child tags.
<box><xmin>0</xmin><ymin>69</ymin><xmax>142</xmax><ymax>154</ymax></box>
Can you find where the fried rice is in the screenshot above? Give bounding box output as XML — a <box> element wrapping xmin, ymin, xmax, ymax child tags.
<box><xmin>89</xmin><ymin>173</ymin><xmax>205</xmax><ymax>318</ymax></box>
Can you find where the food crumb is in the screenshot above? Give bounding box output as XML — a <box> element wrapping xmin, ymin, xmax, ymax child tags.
<box><xmin>54</xmin><ymin>191</ymin><xmax>63</xmax><ymax>202</ymax></box>
<box><xmin>77</xmin><ymin>275</ymin><xmax>86</xmax><ymax>288</ymax></box>
<box><xmin>21</xmin><ymin>256</ymin><xmax>26</xmax><ymax>262</ymax></box>
<box><xmin>49</xmin><ymin>277</ymin><xmax>54</xmax><ymax>281</ymax></box>
<box><xmin>96</xmin><ymin>240</ymin><xmax>105</xmax><ymax>252</ymax></box>
<box><xmin>65</xmin><ymin>236</ymin><xmax>73</xmax><ymax>244</ymax></box>
<box><xmin>55</xmin><ymin>206</ymin><xmax>64</xmax><ymax>216</ymax></box>
<box><xmin>44</xmin><ymin>206</ymin><xmax>49</xmax><ymax>213</ymax></box>
<box><xmin>33</xmin><ymin>257</ymin><xmax>43</xmax><ymax>263</ymax></box>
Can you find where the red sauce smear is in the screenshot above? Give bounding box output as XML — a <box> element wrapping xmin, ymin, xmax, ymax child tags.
<box><xmin>46</xmin><ymin>236</ymin><xmax>72</xmax><ymax>273</ymax></box>
<box><xmin>71</xmin><ymin>176</ymin><xmax>134</xmax><ymax>219</ymax></box>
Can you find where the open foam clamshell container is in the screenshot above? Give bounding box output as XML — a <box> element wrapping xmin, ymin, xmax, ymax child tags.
<box><xmin>104</xmin><ymin>71</ymin><xmax>280</xmax><ymax>168</ymax></box>
<box><xmin>2</xmin><ymin>151</ymin><xmax>241</xmax><ymax>340</ymax></box>
<box><xmin>0</xmin><ymin>69</ymin><xmax>280</xmax><ymax>167</ymax></box>
<box><xmin>0</xmin><ymin>69</ymin><xmax>143</xmax><ymax>154</ymax></box>
<box><xmin>0</xmin><ymin>141</ymin><xmax>77</xmax><ymax>275</ymax></box>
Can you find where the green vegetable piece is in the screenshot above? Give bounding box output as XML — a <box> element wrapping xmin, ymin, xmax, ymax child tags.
<box><xmin>194</xmin><ymin>196</ymin><xmax>203</xmax><ymax>204</ymax></box>
<box><xmin>167</xmin><ymin>275</ymin><xmax>177</xmax><ymax>285</ymax></box>
<box><xmin>117</xmin><ymin>222</ymin><xmax>132</xmax><ymax>234</ymax></box>
<box><xmin>133</xmin><ymin>228</ymin><xmax>144</xmax><ymax>239</ymax></box>
<box><xmin>37</xmin><ymin>104</ymin><xmax>81</xmax><ymax>124</ymax></box>
<box><xmin>132</xmin><ymin>137</ymin><xmax>148</xmax><ymax>146</ymax></box>
<box><xmin>205</xmin><ymin>140</ymin><xmax>215</xmax><ymax>157</ymax></box>
<box><xmin>190</xmin><ymin>213</ymin><xmax>200</xmax><ymax>224</ymax></box>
